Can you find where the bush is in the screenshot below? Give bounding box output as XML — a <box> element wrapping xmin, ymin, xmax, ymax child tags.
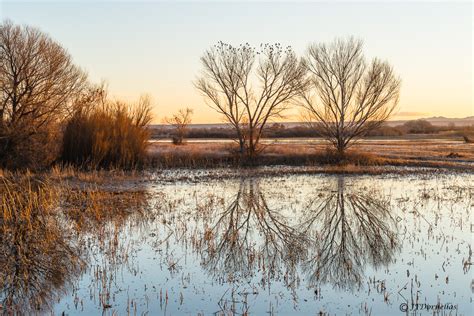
<box><xmin>402</xmin><ymin>119</ymin><xmax>437</xmax><ymax>134</ymax></box>
<box><xmin>0</xmin><ymin>125</ymin><xmax>62</xmax><ymax>170</ymax></box>
<box><xmin>172</xmin><ymin>135</ymin><xmax>184</xmax><ymax>145</ymax></box>
<box><xmin>61</xmin><ymin>97</ymin><xmax>152</xmax><ymax>169</ymax></box>
<box><xmin>365</xmin><ymin>124</ymin><xmax>404</xmax><ymax>137</ymax></box>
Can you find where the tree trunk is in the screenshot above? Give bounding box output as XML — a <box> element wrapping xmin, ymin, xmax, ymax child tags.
<box><xmin>337</xmin><ymin>137</ymin><xmax>345</xmax><ymax>157</ymax></box>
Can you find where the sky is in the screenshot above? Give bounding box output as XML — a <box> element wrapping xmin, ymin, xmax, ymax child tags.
<box><xmin>1</xmin><ymin>1</ymin><xmax>472</xmax><ymax>123</ymax></box>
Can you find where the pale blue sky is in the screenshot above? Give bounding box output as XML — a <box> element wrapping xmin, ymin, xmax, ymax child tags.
<box><xmin>1</xmin><ymin>1</ymin><xmax>472</xmax><ymax>122</ymax></box>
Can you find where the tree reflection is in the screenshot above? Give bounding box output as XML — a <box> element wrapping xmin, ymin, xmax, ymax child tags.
<box><xmin>300</xmin><ymin>177</ymin><xmax>400</xmax><ymax>290</ymax></box>
<box><xmin>0</xmin><ymin>178</ymin><xmax>150</xmax><ymax>313</ymax></box>
<box><xmin>198</xmin><ymin>179</ymin><xmax>309</xmax><ymax>282</ymax></box>
<box><xmin>0</xmin><ymin>179</ymin><xmax>84</xmax><ymax>313</ymax></box>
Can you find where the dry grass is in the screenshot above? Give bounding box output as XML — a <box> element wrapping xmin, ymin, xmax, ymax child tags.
<box><xmin>147</xmin><ymin>139</ymin><xmax>474</xmax><ymax>171</ymax></box>
<box><xmin>61</xmin><ymin>188</ymin><xmax>150</xmax><ymax>232</ymax></box>
<box><xmin>0</xmin><ymin>172</ymin><xmax>151</xmax><ymax>312</ymax></box>
<box><xmin>61</xmin><ymin>99</ymin><xmax>152</xmax><ymax>169</ymax></box>
<box><xmin>0</xmin><ymin>175</ymin><xmax>84</xmax><ymax>312</ymax></box>
<box><xmin>148</xmin><ymin>142</ymin><xmax>238</xmax><ymax>168</ymax></box>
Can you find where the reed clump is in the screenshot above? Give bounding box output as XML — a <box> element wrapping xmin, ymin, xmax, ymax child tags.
<box><xmin>61</xmin><ymin>96</ymin><xmax>153</xmax><ymax>169</ymax></box>
<box><xmin>0</xmin><ymin>175</ymin><xmax>84</xmax><ymax>312</ymax></box>
<box><xmin>0</xmin><ymin>173</ymin><xmax>150</xmax><ymax>311</ymax></box>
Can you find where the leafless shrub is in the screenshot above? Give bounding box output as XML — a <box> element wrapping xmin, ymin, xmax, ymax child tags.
<box><xmin>164</xmin><ymin>108</ymin><xmax>193</xmax><ymax>145</ymax></box>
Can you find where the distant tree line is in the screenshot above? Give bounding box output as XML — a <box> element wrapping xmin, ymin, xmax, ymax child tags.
<box><xmin>152</xmin><ymin>120</ymin><xmax>474</xmax><ymax>140</ymax></box>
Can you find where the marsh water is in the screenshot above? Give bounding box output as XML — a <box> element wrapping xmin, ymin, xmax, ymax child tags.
<box><xmin>2</xmin><ymin>171</ymin><xmax>473</xmax><ymax>315</ymax></box>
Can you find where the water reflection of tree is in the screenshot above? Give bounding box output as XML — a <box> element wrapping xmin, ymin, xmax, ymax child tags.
<box><xmin>300</xmin><ymin>177</ymin><xmax>399</xmax><ymax>290</ymax></box>
<box><xmin>61</xmin><ymin>188</ymin><xmax>152</xmax><ymax>307</ymax></box>
<box><xmin>198</xmin><ymin>179</ymin><xmax>308</xmax><ymax>282</ymax></box>
<box><xmin>0</xmin><ymin>179</ymin><xmax>84</xmax><ymax>313</ymax></box>
<box><xmin>0</xmin><ymin>179</ymin><xmax>151</xmax><ymax>313</ymax></box>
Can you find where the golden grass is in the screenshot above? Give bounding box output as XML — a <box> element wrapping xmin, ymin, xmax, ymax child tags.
<box><xmin>147</xmin><ymin>139</ymin><xmax>474</xmax><ymax>171</ymax></box>
<box><xmin>0</xmin><ymin>175</ymin><xmax>84</xmax><ymax>312</ymax></box>
<box><xmin>0</xmin><ymin>173</ymin><xmax>151</xmax><ymax>312</ymax></box>
<box><xmin>61</xmin><ymin>100</ymin><xmax>152</xmax><ymax>169</ymax></box>
<box><xmin>61</xmin><ymin>187</ymin><xmax>150</xmax><ymax>232</ymax></box>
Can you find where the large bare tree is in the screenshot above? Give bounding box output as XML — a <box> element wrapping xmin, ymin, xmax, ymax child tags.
<box><xmin>301</xmin><ymin>37</ymin><xmax>401</xmax><ymax>155</ymax></box>
<box><xmin>195</xmin><ymin>41</ymin><xmax>308</xmax><ymax>158</ymax></box>
<box><xmin>0</xmin><ymin>20</ymin><xmax>87</xmax><ymax>167</ymax></box>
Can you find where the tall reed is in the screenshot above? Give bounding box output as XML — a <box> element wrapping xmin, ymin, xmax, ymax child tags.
<box><xmin>61</xmin><ymin>97</ymin><xmax>152</xmax><ymax>169</ymax></box>
<box><xmin>0</xmin><ymin>175</ymin><xmax>83</xmax><ymax>312</ymax></box>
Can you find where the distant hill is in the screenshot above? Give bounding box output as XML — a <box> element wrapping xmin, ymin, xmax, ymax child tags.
<box><xmin>385</xmin><ymin>116</ymin><xmax>474</xmax><ymax>127</ymax></box>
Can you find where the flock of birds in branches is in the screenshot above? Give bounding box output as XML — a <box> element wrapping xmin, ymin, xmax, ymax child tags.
<box><xmin>213</xmin><ymin>41</ymin><xmax>296</xmax><ymax>57</ymax></box>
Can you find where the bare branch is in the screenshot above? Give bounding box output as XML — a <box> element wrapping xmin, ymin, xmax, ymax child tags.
<box><xmin>195</xmin><ymin>42</ymin><xmax>308</xmax><ymax>159</ymax></box>
<box><xmin>301</xmin><ymin>37</ymin><xmax>401</xmax><ymax>154</ymax></box>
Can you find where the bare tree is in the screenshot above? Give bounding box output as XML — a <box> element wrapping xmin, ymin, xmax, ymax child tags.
<box><xmin>0</xmin><ymin>20</ymin><xmax>87</xmax><ymax>167</ymax></box>
<box><xmin>164</xmin><ymin>107</ymin><xmax>193</xmax><ymax>145</ymax></box>
<box><xmin>301</xmin><ymin>37</ymin><xmax>401</xmax><ymax>155</ymax></box>
<box><xmin>195</xmin><ymin>41</ymin><xmax>308</xmax><ymax>158</ymax></box>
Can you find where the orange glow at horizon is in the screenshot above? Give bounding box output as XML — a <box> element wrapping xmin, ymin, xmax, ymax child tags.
<box><xmin>6</xmin><ymin>2</ymin><xmax>471</xmax><ymax>124</ymax></box>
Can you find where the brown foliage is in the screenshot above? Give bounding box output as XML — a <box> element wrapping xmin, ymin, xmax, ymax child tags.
<box><xmin>0</xmin><ymin>20</ymin><xmax>87</xmax><ymax>169</ymax></box>
<box><xmin>61</xmin><ymin>94</ymin><xmax>153</xmax><ymax>169</ymax></box>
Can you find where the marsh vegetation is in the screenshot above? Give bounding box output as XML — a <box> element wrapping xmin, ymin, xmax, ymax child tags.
<box><xmin>0</xmin><ymin>170</ymin><xmax>471</xmax><ymax>314</ymax></box>
<box><xmin>0</xmin><ymin>17</ymin><xmax>472</xmax><ymax>316</ymax></box>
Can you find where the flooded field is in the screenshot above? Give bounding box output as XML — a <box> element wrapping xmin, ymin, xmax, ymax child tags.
<box><xmin>1</xmin><ymin>170</ymin><xmax>473</xmax><ymax>315</ymax></box>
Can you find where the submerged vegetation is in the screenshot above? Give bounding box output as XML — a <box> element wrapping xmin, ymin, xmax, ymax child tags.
<box><xmin>0</xmin><ymin>172</ymin><xmax>151</xmax><ymax>312</ymax></box>
<box><xmin>0</xmin><ymin>176</ymin><xmax>84</xmax><ymax>312</ymax></box>
<box><xmin>0</xmin><ymin>170</ymin><xmax>471</xmax><ymax>314</ymax></box>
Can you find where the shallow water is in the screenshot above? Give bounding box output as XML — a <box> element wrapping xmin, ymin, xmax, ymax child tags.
<box><xmin>2</xmin><ymin>172</ymin><xmax>473</xmax><ymax>315</ymax></box>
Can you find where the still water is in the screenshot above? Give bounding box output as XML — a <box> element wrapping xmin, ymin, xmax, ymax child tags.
<box><xmin>2</xmin><ymin>171</ymin><xmax>473</xmax><ymax>315</ymax></box>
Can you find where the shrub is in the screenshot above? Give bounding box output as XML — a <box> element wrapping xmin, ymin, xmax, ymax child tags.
<box><xmin>61</xmin><ymin>96</ymin><xmax>153</xmax><ymax>169</ymax></box>
<box><xmin>164</xmin><ymin>108</ymin><xmax>193</xmax><ymax>145</ymax></box>
<box><xmin>172</xmin><ymin>135</ymin><xmax>183</xmax><ymax>145</ymax></box>
<box><xmin>402</xmin><ymin>119</ymin><xmax>437</xmax><ymax>134</ymax></box>
<box><xmin>0</xmin><ymin>125</ymin><xmax>62</xmax><ymax>170</ymax></box>
<box><xmin>365</xmin><ymin>124</ymin><xmax>404</xmax><ymax>137</ymax></box>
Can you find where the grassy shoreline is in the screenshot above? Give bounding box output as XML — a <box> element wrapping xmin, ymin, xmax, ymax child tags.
<box><xmin>1</xmin><ymin>139</ymin><xmax>472</xmax><ymax>179</ymax></box>
<box><xmin>147</xmin><ymin>139</ymin><xmax>474</xmax><ymax>172</ymax></box>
